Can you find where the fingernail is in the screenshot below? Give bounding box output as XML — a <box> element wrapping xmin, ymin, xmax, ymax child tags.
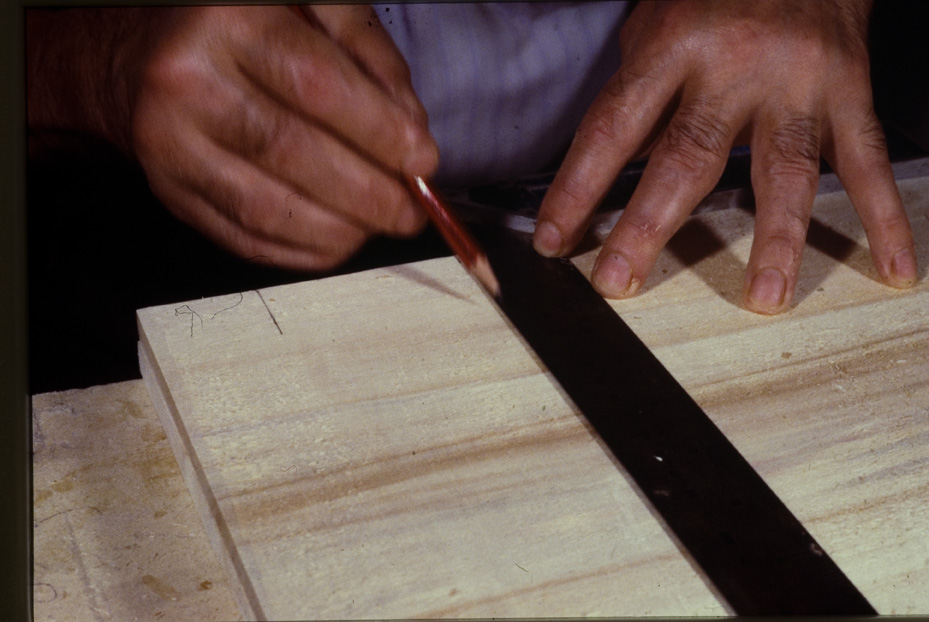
<box><xmin>533</xmin><ymin>221</ymin><xmax>563</xmax><ymax>257</ymax></box>
<box><xmin>891</xmin><ymin>248</ymin><xmax>918</xmax><ymax>286</ymax></box>
<box><xmin>747</xmin><ymin>268</ymin><xmax>787</xmax><ymax>313</ymax></box>
<box><xmin>592</xmin><ymin>252</ymin><xmax>637</xmax><ymax>298</ymax></box>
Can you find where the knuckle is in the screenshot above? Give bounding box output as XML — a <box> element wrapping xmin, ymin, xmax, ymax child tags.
<box><xmin>232</xmin><ymin>103</ymin><xmax>287</xmax><ymax>161</ymax></box>
<box><xmin>209</xmin><ymin>177</ymin><xmax>277</xmax><ymax>237</ymax></box>
<box><xmin>576</xmin><ymin>72</ymin><xmax>642</xmax><ymax>148</ymax></box>
<box><xmin>621</xmin><ymin>210</ymin><xmax>666</xmax><ymax>243</ymax></box>
<box><xmin>137</xmin><ymin>8</ymin><xmax>223</xmax><ymax>92</ymax></box>
<box><xmin>230</xmin><ymin>194</ymin><xmax>275</xmax><ymax>234</ymax></box>
<box><xmin>854</xmin><ymin>112</ymin><xmax>889</xmax><ymax>155</ymax></box>
<box><xmin>659</xmin><ymin>99</ymin><xmax>731</xmax><ymax>175</ymax></box>
<box><xmin>764</xmin><ymin>208</ymin><xmax>810</xmax><ymax>261</ymax></box>
<box><xmin>140</xmin><ymin>39</ymin><xmax>194</xmax><ymax>90</ymax></box>
<box><xmin>760</xmin><ymin>231</ymin><xmax>804</xmax><ymax>269</ymax></box>
<box><xmin>862</xmin><ymin>201</ymin><xmax>913</xmax><ymax>240</ymax></box>
<box><xmin>578</xmin><ymin>105</ymin><xmax>625</xmax><ymax>150</ymax></box>
<box><xmin>557</xmin><ymin>174</ymin><xmax>600</xmax><ymax>212</ymax></box>
<box><xmin>232</xmin><ymin>235</ymin><xmax>268</xmax><ymax>264</ymax></box>
<box><xmin>828</xmin><ymin>109</ymin><xmax>893</xmax><ymax>179</ymax></box>
<box><xmin>781</xmin><ymin>203</ymin><xmax>812</xmax><ymax>240</ymax></box>
<box><xmin>667</xmin><ymin>99</ymin><xmax>732</xmax><ymax>157</ymax></box>
<box><xmin>760</xmin><ymin>116</ymin><xmax>821</xmax><ymax>188</ymax></box>
<box><xmin>769</xmin><ymin>116</ymin><xmax>820</xmax><ymax>164</ymax></box>
<box><xmin>881</xmin><ymin>211</ymin><xmax>914</xmax><ymax>240</ymax></box>
<box><xmin>296</xmin><ymin>57</ymin><xmax>342</xmax><ymax>112</ymax></box>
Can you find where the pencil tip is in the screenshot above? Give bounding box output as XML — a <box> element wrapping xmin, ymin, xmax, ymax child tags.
<box><xmin>471</xmin><ymin>254</ymin><xmax>501</xmax><ymax>299</ymax></box>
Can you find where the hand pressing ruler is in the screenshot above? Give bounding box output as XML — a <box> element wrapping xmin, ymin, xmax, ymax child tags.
<box><xmin>475</xmin><ymin>225</ymin><xmax>876</xmax><ymax>616</ymax></box>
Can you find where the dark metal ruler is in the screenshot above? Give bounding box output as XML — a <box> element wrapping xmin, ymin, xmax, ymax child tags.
<box><xmin>475</xmin><ymin>225</ymin><xmax>877</xmax><ymax>616</ymax></box>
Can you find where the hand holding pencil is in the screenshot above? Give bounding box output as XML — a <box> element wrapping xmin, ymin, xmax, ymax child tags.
<box><xmin>27</xmin><ymin>5</ymin><xmax>438</xmax><ymax>272</ymax></box>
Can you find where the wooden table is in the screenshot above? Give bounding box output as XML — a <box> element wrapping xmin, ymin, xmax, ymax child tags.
<box><xmin>34</xmin><ymin>176</ymin><xmax>929</xmax><ymax>620</ymax></box>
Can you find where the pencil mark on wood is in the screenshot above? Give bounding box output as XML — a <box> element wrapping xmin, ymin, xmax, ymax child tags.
<box><xmin>35</xmin><ymin>506</ymin><xmax>103</xmax><ymax>526</ymax></box>
<box><xmin>211</xmin><ymin>292</ymin><xmax>244</xmax><ymax>319</ymax></box>
<box><xmin>175</xmin><ymin>305</ymin><xmax>203</xmax><ymax>337</ymax></box>
<box><xmin>256</xmin><ymin>290</ymin><xmax>283</xmax><ymax>335</ymax></box>
<box><xmin>32</xmin><ymin>582</ymin><xmax>58</xmax><ymax>603</ymax></box>
<box><xmin>173</xmin><ymin>294</ymin><xmax>245</xmax><ymax>337</ymax></box>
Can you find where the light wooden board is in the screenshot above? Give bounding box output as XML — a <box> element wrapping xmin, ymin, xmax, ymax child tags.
<box><xmin>137</xmin><ymin>177</ymin><xmax>929</xmax><ymax>620</ymax></box>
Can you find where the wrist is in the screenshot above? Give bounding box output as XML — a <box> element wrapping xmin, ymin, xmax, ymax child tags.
<box><xmin>26</xmin><ymin>8</ymin><xmax>157</xmax><ymax>157</ymax></box>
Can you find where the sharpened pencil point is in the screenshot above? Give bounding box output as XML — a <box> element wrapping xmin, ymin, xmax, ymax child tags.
<box><xmin>405</xmin><ymin>173</ymin><xmax>501</xmax><ymax>299</ymax></box>
<box><xmin>470</xmin><ymin>254</ymin><xmax>501</xmax><ymax>299</ymax></box>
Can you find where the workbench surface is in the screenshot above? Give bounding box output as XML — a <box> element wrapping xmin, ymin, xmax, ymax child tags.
<box><xmin>34</xmin><ymin>176</ymin><xmax>929</xmax><ymax>620</ymax></box>
<box><xmin>32</xmin><ymin>379</ymin><xmax>241</xmax><ymax>621</ymax></box>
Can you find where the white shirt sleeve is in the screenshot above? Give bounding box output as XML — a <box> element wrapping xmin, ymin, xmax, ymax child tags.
<box><xmin>375</xmin><ymin>2</ymin><xmax>631</xmax><ymax>189</ymax></box>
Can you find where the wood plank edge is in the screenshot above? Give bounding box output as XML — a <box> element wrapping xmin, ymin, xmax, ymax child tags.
<box><xmin>137</xmin><ymin>328</ymin><xmax>263</xmax><ymax>621</ymax></box>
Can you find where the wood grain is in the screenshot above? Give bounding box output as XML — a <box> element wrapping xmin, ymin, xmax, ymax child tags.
<box><xmin>32</xmin><ymin>380</ymin><xmax>241</xmax><ymax>621</ymax></box>
<box><xmin>137</xmin><ymin>176</ymin><xmax>929</xmax><ymax>619</ymax></box>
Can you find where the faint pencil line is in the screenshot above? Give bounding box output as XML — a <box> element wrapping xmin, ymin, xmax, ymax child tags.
<box><xmin>174</xmin><ymin>304</ymin><xmax>203</xmax><ymax>337</ymax></box>
<box><xmin>255</xmin><ymin>290</ymin><xmax>283</xmax><ymax>335</ymax></box>
<box><xmin>211</xmin><ymin>292</ymin><xmax>244</xmax><ymax>319</ymax></box>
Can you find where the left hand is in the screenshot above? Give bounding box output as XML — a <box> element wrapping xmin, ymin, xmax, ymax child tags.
<box><xmin>533</xmin><ymin>0</ymin><xmax>917</xmax><ymax>314</ymax></box>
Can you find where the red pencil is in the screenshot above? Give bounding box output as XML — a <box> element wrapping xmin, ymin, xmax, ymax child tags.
<box><xmin>404</xmin><ymin>174</ymin><xmax>501</xmax><ymax>298</ymax></box>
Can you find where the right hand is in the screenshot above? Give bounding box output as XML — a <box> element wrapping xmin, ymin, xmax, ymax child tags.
<box><xmin>124</xmin><ymin>5</ymin><xmax>438</xmax><ymax>270</ymax></box>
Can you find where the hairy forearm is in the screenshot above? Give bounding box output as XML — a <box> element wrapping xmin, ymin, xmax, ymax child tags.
<box><xmin>26</xmin><ymin>8</ymin><xmax>154</xmax><ymax>154</ymax></box>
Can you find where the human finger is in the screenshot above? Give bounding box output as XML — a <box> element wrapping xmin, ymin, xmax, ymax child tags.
<box><xmin>743</xmin><ymin>111</ymin><xmax>822</xmax><ymax>314</ymax></box>
<box><xmin>590</xmin><ymin>94</ymin><xmax>744</xmax><ymax>298</ymax></box>
<box><xmin>176</xmin><ymin>188</ymin><xmax>369</xmax><ymax>271</ymax></box>
<box><xmin>533</xmin><ymin>58</ymin><xmax>684</xmax><ymax>258</ymax></box>
<box><xmin>300</xmin><ymin>4</ymin><xmax>429</xmax><ymax>125</ymax></box>
<box><xmin>144</xmin><ymin>129</ymin><xmax>374</xmax><ymax>271</ymax></box>
<box><xmin>193</xmin><ymin>66</ymin><xmax>426</xmax><ymax>237</ymax></box>
<box><xmin>232</xmin><ymin>6</ymin><xmax>438</xmax><ymax>176</ymax></box>
<box><xmin>826</xmin><ymin>107</ymin><xmax>917</xmax><ymax>288</ymax></box>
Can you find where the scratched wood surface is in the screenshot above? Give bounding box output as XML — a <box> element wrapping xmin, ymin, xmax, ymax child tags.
<box><xmin>136</xmin><ymin>176</ymin><xmax>929</xmax><ymax>620</ymax></box>
<box><xmin>31</xmin><ymin>380</ymin><xmax>241</xmax><ymax>621</ymax></box>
